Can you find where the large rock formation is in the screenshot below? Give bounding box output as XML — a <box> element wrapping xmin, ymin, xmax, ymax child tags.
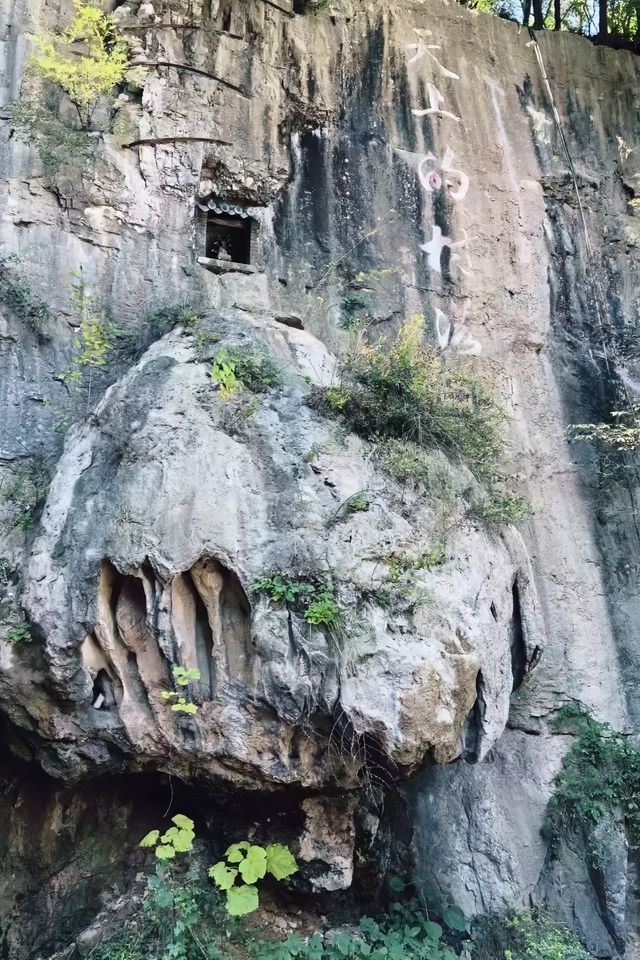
<box><xmin>1</xmin><ymin>0</ymin><xmax>640</xmax><ymax>956</ymax></box>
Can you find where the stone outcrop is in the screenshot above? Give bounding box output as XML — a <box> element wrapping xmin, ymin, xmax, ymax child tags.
<box><xmin>1</xmin><ymin>314</ymin><xmax>543</xmax><ymax>791</ymax></box>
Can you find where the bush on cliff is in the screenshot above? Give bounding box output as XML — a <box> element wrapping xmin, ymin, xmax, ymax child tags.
<box><xmin>317</xmin><ymin>315</ymin><xmax>506</xmax><ymax>483</ymax></box>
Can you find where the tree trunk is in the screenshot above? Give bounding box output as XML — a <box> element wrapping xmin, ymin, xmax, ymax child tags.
<box><xmin>533</xmin><ymin>0</ymin><xmax>544</xmax><ymax>29</ymax></box>
<box><xmin>598</xmin><ymin>0</ymin><xmax>608</xmax><ymax>40</ymax></box>
<box><xmin>523</xmin><ymin>0</ymin><xmax>532</xmax><ymax>25</ymax></box>
<box><xmin>554</xmin><ymin>0</ymin><xmax>561</xmax><ymax>29</ymax></box>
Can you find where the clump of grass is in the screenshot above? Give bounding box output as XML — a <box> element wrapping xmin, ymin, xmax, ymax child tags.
<box><xmin>470</xmin><ymin>491</ymin><xmax>530</xmax><ymax>529</ymax></box>
<box><xmin>319</xmin><ymin>315</ymin><xmax>505</xmax><ymax>482</ymax></box>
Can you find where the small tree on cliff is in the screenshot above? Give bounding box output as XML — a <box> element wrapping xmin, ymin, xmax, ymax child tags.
<box><xmin>30</xmin><ymin>1</ymin><xmax>131</xmax><ymax>128</ymax></box>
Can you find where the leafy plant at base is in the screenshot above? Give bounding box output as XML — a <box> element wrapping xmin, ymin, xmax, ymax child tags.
<box><xmin>134</xmin><ymin>815</ymin><xmax>224</xmax><ymax>960</ymax></box>
<box><xmin>4</xmin><ymin>622</ymin><xmax>32</xmax><ymax>646</ymax></box>
<box><xmin>545</xmin><ymin>704</ymin><xmax>640</xmax><ymax>866</ymax></box>
<box><xmin>0</xmin><ymin>252</ymin><xmax>51</xmax><ymax>339</ymax></box>
<box><xmin>161</xmin><ymin>666</ymin><xmax>202</xmax><ymax>715</ymax></box>
<box><xmin>209</xmin><ymin>840</ymin><xmax>298</xmax><ymax>917</ymax></box>
<box><xmin>252</xmin><ymin>902</ymin><xmax>460</xmax><ymax>960</ymax></box>
<box><xmin>29</xmin><ymin>1</ymin><xmax>134</xmax><ymax>128</ymax></box>
<box><xmin>470</xmin><ymin>491</ymin><xmax>530</xmax><ymax>528</ymax></box>
<box><xmin>1</xmin><ymin>462</ymin><xmax>50</xmax><ymax>531</ymax></box>
<box><xmin>319</xmin><ymin>315</ymin><xmax>505</xmax><ymax>482</ymax></box>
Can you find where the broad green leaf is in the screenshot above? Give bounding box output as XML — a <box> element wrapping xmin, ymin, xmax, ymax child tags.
<box><xmin>424</xmin><ymin>922</ymin><xmax>443</xmax><ymax>941</ymax></box>
<box><xmin>172</xmin><ymin>829</ymin><xmax>195</xmax><ymax>853</ymax></box>
<box><xmin>225</xmin><ymin>841</ymin><xmax>251</xmax><ymax>863</ymax></box>
<box><xmin>208</xmin><ymin>861</ymin><xmax>238</xmax><ymax>890</ymax></box>
<box><xmin>387</xmin><ymin>875</ymin><xmax>404</xmax><ymax>893</ymax></box>
<box><xmin>239</xmin><ymin>844</ymin><xmax>267</xmax><ymax>883</ymax></box>
<box><xmin>172</xmin><ymin>814</ymin><xmax>194</xmax><ymax>831</ymax></box>
<box><xmin>265</xmin><ymin>843</ymin><xmax>298</xmax><ymax>880</ymax></box>
<box><xmin>334</xmin><ymin>934</ymin><xmax>352</xmax><ymax>956</ymax></box>
<box><xmin>139</xmin><ymin>829</ymin><xmax>160</xmax><ymax>848</ymax></box>
<box><xmin>371</xmin><ymin>950</ymin><xmax>388</xmax><ymax>960</ymax></box>
<box><xmin>226</xmin><ymin>883</ymin><xmax>259</xmax><ymax>916</ymax></box>
<box><xmin>161</xmin><ymin>826</ymin><xmax>180</xmax><ymax>845</ymax></box>
<box><xmin>442</xmin><ymin>907</ymin><xmax>468</xmax><ymax>932</ymax></box>
<box><xmin>155</xmin><ymin>844</ymin><xmax>176</xmax><ymax>860</ymax></box>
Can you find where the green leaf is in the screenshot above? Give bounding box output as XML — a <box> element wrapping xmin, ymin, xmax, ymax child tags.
<box><xmin>139</xmin><ymin>829</ymin><xmax>160</xmax><ymax>848</ymax></box>
<box><xmin>208</xmin><ymin>862</ymin><xmax>238</xmax><ymax>891</ymax></box>
<box><xmin>387</xmin><ymin>875</ymin><xmax>404</xmax><ymax>893</ymax></box>
<box><xmin>172</xmin><ymin>814</ymin><xmax>194</xmax><ymax>831</ymax></box>
<box><xmin>226</xmin><ymin>883</ymin><xmax>259</xmax><ymax>916</ymax></box>
<box><xmin>172</xmin><ymin>829</ymin><xmax>195</xmax><ymax>853</ymax></box>
<box><xmin>442</xmin><ymin>907</ymin><xmax>468</xmax><ymax>932</ymax></box>
<box><xmin>225</xmin><ymin>841</ymin><xmax>251</xmax><ymax>863</ymax></box>
<box><xmin>239</xmin><ymin>844</ymin><xmax>267</xmax><ymax>883</ymax></box>
<box><xmin>334</xmin><ymin>934</ymin><xmax>352</xmax><ymax>957</ymax></box>
<box><xmin>171</xmin><ymin>701</ymin><xmax>198</xmax><ymax>715</ymax></box>
<box><xmin>265</xmin><ymin>843</ymin><xmax>299</xmax><ymax>880</ymax></box>
<box><xmin>424</xmin><ymin>922</ymin><xmax>443</xmax><ymax>941</ymax></box>
<box><xmin>155</xmin><ymin>844</ymin><xmax>176</xmax><ymax>860</ymax></box>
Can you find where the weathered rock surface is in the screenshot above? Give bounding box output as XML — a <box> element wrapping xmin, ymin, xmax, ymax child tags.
<box><xmin>1</xmin><ymin>313</ymin><xmax>542</xmax><ymax>792</ymax></box>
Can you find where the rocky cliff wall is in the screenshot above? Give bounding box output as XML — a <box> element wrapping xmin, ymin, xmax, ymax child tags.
<box><xmin>1</xmin><ymin>0</ymin><xmax>640</xmax><ymax>957</ymax></box>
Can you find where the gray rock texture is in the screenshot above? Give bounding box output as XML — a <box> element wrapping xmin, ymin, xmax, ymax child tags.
<box><xmin>1</xmin><ymin>0</ymin><xmax>640</xmax><ymax>956</ymax></box>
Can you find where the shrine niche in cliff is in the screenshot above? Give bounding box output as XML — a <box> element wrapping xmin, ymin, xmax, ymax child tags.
<box><xmin>196</xmin><ymin>200</ymin><xmax>258</xmax><ymax>275</ymax></box>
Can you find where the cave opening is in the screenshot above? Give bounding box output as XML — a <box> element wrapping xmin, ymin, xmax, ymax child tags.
<box><xmin>205</xmin><ymin>211</ymin><xmax>252</xmax><ymax>264</ymax></box>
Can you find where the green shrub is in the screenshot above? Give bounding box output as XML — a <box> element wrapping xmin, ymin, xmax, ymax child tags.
<box><xmin>474</xmin><ymin>910</ymin><xmax>593</xmax><ymax>960</ymax></box>
<box><xmin>546</xmin><ymin>704</ymin><xmax>640</xmax><ymax>865</ymax></box>
<box><xmin>209</xmin><ymin>840</ymin><xmax>298</xmax><ymax>917</ymax></box>
<box><xmin>2</xmin><ymin>462</ymin><xmax>50</xmax><ymax>530</ymax></box>
<box><xmin>377</xmin><ymin>439</ymin><xmax>460</xmax><ymax>507</ymax></box>
<box><xmin>211</xmin><ymin>348</ymin><xmax>281</xmax><ymax>402</ymax></box>
<box><xmin>345</xmin><ymin>492</ymin><xmax>370</xmax><ymax>513</ymax></box>
<box><xmin>569</xmin><ymin>405</ymin><xmax>640</xmax><ymax>451</ymax></box>
<box><xmin>5</xmin><ymin>623</ymin><xmax>32</xmax><ymax>646</ymax></box>
<box><xmin>470</xmin><ymin>491</ymin><xmax>530</xmax><ymax>529</ymax></box>
<box><xmin>320</xmin><ymin>316</ymin><xmax>505</xmax><ymax>482</ymax></box>
<box><xmin>30</xmin><ymin>1</ymin><xmax>135</xmax><ymax>128</ymax></box>
<box><xmin>0</xmin><ymin>253</ymin><xmax>50</xmax><ymax>339</ymax></box>
<box><xmin>251</xmin><ymin>574</ymin><xmax>344</xmax><ymax>637</ymax></box>
<box><xmin>253</xmin><ymin>902</ymin><xmax>461</xmax><ymax>960</ymax></box>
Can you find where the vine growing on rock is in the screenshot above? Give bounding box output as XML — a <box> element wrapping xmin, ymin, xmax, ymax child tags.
<box><xmin>545</xmin><ymin>704</ymin><xmax>640</xmax><ymax>865</ymax></box>
<box><xmin>59</xmin><ymin>268</ymin><xmax>115</xmax><ymax>403</ymax></box>
<box><xmin>0</xmin><ymin>253</ymin><xmax>51</xmax><ymax>339</ymax></box>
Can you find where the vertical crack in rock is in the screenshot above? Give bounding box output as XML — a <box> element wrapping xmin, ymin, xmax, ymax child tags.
<box><xmin>510</xmin><ymin>577</ymin><xmax>528</xmax><ymax>692</ymax></box>
<box><xmin>462</xmin><ymin>670</ymin><xmax>487</xmax><ymax>763</ymax></box>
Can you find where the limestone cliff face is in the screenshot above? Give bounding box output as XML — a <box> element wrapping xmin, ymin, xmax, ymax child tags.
<box><xmin>1</xmin><ymin>0</ymin><xmax>640</xmax><ymax>957</ymax></box>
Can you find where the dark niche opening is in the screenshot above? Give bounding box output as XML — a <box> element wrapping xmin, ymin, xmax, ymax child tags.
<box><xmin>205</xmin><ymin>211</ymin><xmax>252</xmax><ymax>264</ymax></box>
